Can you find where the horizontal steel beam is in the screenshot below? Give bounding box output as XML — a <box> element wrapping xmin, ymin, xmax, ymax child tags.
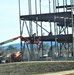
<box><xmin>21</xmin><ymin>34</ymin><xmax>72</xmax><ymax>43</ymax></box>
<box><xmin>56</xmin><ymin>5</ymin><xmax>74</xmax><ymax>9</ymax></box>
<box><xmin>20</xmin><ymin>12</ymin><xmax>72</xmax><ymax>22</ymax></box>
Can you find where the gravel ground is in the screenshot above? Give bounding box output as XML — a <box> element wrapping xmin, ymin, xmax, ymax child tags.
<box><xmin>0</xmin><ymin>61</ymin><xmax>74</xmax><ymax>75</ymax></box>
<box><xmin>35</xmin><ymin>70</ymin><xmax>74</xmax><ymax>75</ymax></box>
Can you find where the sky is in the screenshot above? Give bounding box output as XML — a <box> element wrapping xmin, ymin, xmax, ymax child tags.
<box><xmin>0</xmin><ymin>0</ymin><xmax>51</xmax><ymax>45</ymax></box>
<box><xmin>0</xmin><ymin>0</ymin><xmax>72</xmax><ymax>46</ymax></box>
<box><xmin>0</xmin><ymin>0</ymin><xmax>20</xmax><ymax>45</ymax></box>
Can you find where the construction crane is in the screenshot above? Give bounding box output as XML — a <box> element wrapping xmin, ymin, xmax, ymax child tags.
<box><xmin>0</xmin><ymin>36</ymin><xmax>22</xmax><ymax>63</ymax></box>
<box><xmin>0</xmin><ymin>36</ymin><xmax>20</xmax><ymax>45</ymax></box>
<box><xmin>0</xmin><ymin>35</ymin><xmax>43</xmax><ymax>63</ymax></box>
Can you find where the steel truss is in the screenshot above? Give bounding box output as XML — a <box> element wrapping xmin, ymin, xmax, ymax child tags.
<box><xmin>18</xmin><ymin>0</ymin><xmax>74</xmax><ymax>61</ymax></box>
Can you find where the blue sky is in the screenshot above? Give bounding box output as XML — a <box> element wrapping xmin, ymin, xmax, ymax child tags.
<box><xmin>0</xmin><ymin>0</ymin><xmax>20</xmax><ymax>45</ymax></box>
<box><xmin>0</xmin><ymin>0</ymin><xmax>50</xmax><ymax>45</ymax></box>
<box><xmin>0</xmin><ymin>0</ymin><xmax>72</xmax><ymax>46</ymax></box>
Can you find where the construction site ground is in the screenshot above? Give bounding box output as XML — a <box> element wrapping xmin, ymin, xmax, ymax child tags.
<box><xmin>36</xmin><ymin>70</ymin><xmax>74</xmax><ymax>75</ymax></box>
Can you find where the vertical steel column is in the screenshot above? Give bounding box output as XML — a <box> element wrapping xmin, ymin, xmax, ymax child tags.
<box><xmin>53</xmin><ymin>0</ymin><xmax>57</xmax><ymax>58</ymax></box>
<box><xmin>35</xmin><ymin>0</ymin><xmax>39</xmax><ymax>60</ymax></box>
<box><xmin>25</xmin><ymin>21</ymin><xmax>30</xmax><ymax>36</ymax></box>
<box><xmin>55</xmin><ymin>0</ymin><xmax>59</xmax><ymax>58</ymax></box>
<box><xmin>39</xmin><ymin>0</ymin><xmax>43</xmax><ymax>57</ymax></box>
<box><xmin>40</xmin><ymin>0</ymin><xmax>42</xmax><ymax>35</ymax></box>
<box><xmin>24</xmin><ymin>21</ymin><xmax>30</xmax><ymax>61</ymax></box>
<box><xmin>53</xmin><ymin>0</ymin><xmax>56</xmax><ymax>26</ymax></box>
<box><xmin>28</xmin><ymin>0</ymin><xmax>32</xmax><ymax>36</ymax></box>
<box><xmin>66</xmin><ymin>0</ymin><xmax>69</xmax><ymax>58</ymax></box>
<box><xmin>56</xmin><ymin>0</ymin><xmax>59</xmax><ymax>58</ymax></box>
<box><xmin>28</xmin><ymin>0</ymin><xmax>34</xmax><ymax>61</ymax></box>
<box><xmin>35</xmin><ymin>0</ymin><xmax>38</xmax><ymax>36</ymax></box>
<box><xmin>49</xmin><ymin>0</ymin><xmax>53</xmax><ymax>57</ymax></box>
<box><xmin>18</xmin><ymin>0</ymin><xmax>23</xmax><ymax>60</ymax></box>
<box><xmin>63</xmin><ymin>0</ymin><xmax>66</xmax><ymax>34</ymax></box>
<box><xmin>63</xmin><ymin>0</ymin><xmax>67</xmax><ymax>60</ymax></box>
<box><xmin>21</xmin><ymin>21</ymin><xmax>25</xmax><ymax>59</ymax></box>
<box><xmin>71</xmin><ymin>0</ymin><xmax>74</xmax><ymax>58</ymax></box>
<box><xmin>57</xmin><ymin>0</ymin><xmax>61</xmax><ymax>57</ymax></box>
<box><xmin>48</xmin><ymin>0</ymin><xmax>52</xmax><ymax>34</ymax></box>
<box><xmin>49</xmin><ymin>0</ymin><xmax>51</xmax><ymax>13</ymax></box>
<box><xmin>53</xmin><ymin>0</ymin><xmax>55</xmax><ymax>58</ymax></box>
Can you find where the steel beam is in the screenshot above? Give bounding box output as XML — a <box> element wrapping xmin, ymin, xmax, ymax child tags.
<box><xmin>20</xmin><ymin>12</ymin><xmax>72</xmax><ymax>22</ymax></box>
<box><xmin>21</xmin><ymin>34</ymin><xmax>72</xmax><ymax>43</ymax></box>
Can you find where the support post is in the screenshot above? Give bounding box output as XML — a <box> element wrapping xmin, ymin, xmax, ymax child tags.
<box><xmin>71</xmin><ymin>0</ymin><xmax>74</xmax><ymax>58</ymax></box>
<box><xmin>28</xmin><ymin>0</ymin><xmax>34</xmax><ymax>61</ymax></box>
<box><xmin>18</xmin><ymin>0</ymin><xmax>23</xmax><ymax>60</ymax></box>
<box><xmin>72</xmin><ymin>10</ymin><xmax>74</xmax><ymax>58</ymax></box>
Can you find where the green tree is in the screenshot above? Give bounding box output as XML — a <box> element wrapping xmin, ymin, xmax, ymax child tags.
<box><xmin>5</xmin><ymin>45</ymin><xmax>18</xmax><ymax>54</ymax></box>
<box><xmin>0</xmin><ymin>46</ymin><xmax>4</xmax><ymax>56</ymax></box>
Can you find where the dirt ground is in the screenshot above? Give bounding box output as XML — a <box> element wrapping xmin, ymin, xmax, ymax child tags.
<box><xmin>0</xmin><ymin>61</ymin><xmax>74</xmax><ymax>75</ymax></box>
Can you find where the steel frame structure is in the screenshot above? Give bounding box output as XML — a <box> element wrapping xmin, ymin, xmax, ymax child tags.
<box><xmin>18</xmin><ymin>0</ymin><xmax>74</xmax><ymax>60</ymax></box>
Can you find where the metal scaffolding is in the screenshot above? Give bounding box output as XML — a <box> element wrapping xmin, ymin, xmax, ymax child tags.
<box><xmin>19</xmin><ymin>0</ymin><xmax>74</xmax><ymax>61</ymax></box>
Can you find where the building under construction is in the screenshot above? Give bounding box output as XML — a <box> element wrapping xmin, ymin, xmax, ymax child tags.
<box><xmin>18</xmin><ymin>0</ymin><xmax>74</xmax><ymax>61</ymax></box>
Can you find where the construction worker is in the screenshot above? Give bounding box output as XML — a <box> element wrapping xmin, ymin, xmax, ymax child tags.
<box><xmin>32</xmin><ymin>33</ymin><xmax>36</xmax><ymax>38</ymax></box>
<box><xmin>30</xmin><ymin>33</ymin><xmax>36</xmax><ymax>43</ymax></box>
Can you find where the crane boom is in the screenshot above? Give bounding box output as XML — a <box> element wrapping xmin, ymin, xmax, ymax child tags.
<box><xmin>0</xmin><ymin>36</ymin><xmax>20</xmax><ymax>45</ymax></box>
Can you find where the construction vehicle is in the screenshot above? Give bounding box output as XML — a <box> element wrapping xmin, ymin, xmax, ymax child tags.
<box><xmin>0</xmin><ymin>51</ymin><xmax>22</xmax><ymax>63</ymax></box>
<box><xmin>0</xmin><ymin>36</ymin><xmax>22</xmax><ymax>63</ymax></box>
<box><xmin>5</xmin><ymin>51</ymin><xmax>22</xmax><ymax>63</ymax></box>
<box><xmin>0</xmin><ymin>35</ymin><xmax>42</xmax><ymax>63</ymax></box>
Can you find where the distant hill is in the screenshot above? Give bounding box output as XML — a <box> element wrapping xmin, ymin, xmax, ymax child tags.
<box><xmin>3</xmin><ymin>43</ymin><xmax>21</xmax><ymax>49</ymax></box>
<box><xmin>3</xmin><ymin>42</ymin><xmax>55</xmax><ymax>50</ymax></box>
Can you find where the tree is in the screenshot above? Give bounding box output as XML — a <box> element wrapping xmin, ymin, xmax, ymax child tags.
<box><xmin>5</xmin><ymin>45</ymin><xmax>18</xmax><ymax>54</ymax></box>
<box><xmin>0</xmin><ymin>46</ymin><xmax>4</xmax><ymax>56</ymax></box>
